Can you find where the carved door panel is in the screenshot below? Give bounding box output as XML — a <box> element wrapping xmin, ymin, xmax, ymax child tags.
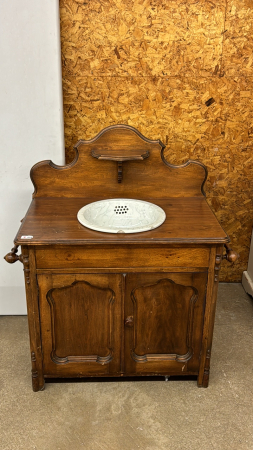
<box><xmin>38</xmin><ymin>273</ymin><xmax>122</xmax><ymax>376</ymax></box>
<box><xmin>124</xmin><ymin>272</ymin><xmax>207</xmax><ymax>375</ymax></box>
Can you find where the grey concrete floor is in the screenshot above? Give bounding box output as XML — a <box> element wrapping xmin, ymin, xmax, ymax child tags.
<box><xmin>0</xmin><ymin>283</ymin><xmax>253</xmax><ymax>450</ymax></box>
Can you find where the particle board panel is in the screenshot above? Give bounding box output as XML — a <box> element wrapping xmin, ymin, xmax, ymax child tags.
<box><xmin>62</xmin><ymin>76</ymin><xmax>217</xmax><ymax>162</ymax></box>
<box><xmin>62</xmin><ymin>75</ymin><xmax>252</xmax><ymax>159</ymax></box>
<box><xmin>222</xmin><ymin>0</ymin><xmax>253</xmax><ymax>77</ymax></box>
<box><xmin>60</xmin><ymin>0</ymin><xmax>225</xmax><ymax>78</ymax></box>
<box><xmin>208</xmin><ymin>77</ymin><xmax>253</xmax><ymax>146</ymax></box>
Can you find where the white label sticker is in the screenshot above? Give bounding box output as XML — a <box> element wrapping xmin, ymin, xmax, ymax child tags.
<box><xmin>21</xmin><ymin>236</ymin><xmax>33</xmax><ymax>239</ymax></box>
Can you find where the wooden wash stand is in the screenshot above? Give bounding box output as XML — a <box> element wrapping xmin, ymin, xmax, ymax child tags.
<box><xmin>4</xmin><ymin>125</ymin><xmax>237</xmax><ymax>391</ymax></box>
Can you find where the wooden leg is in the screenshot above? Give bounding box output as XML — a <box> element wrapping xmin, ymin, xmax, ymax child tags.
<box><xmin>31</xmin><ymin>351</ymin><xmax>45</xmax><ymax>391</ymax></box>
<box><xmin>32</xmin><ymin>374</ymin><xmax>45</xmax><ymax>392</ymax></box>
<box><xmin>197</xmin><ymin>245</ymin><xmax>223</xmax><ymax>388</ymax></box>
<box><xmin>197</xmin><ymin>349</ymin><xmax>211</xmax><ymax>388</ymax></box>
<box><xmin>22</xmin><ymin>245</ymin><xmax>45</xmax><ymax>392</ymax></box>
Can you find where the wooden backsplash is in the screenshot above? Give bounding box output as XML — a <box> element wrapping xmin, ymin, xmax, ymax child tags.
<box><xmin>59</xmin><ymin>0</ymin><xmax>253</xmax><ymax>281</ymax></box>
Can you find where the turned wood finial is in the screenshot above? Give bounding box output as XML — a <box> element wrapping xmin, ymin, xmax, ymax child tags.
<box><xmin>223</xmin><ymin>244</ymin><xmax>239</xmax><ymax>263</ymax></box>
<box><xmin>4</xmin><ymin>245</ymin><xmax>22</xmax><ymax>264</ymax></box>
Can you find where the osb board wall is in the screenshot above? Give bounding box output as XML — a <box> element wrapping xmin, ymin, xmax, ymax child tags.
<box><xmin>59</xmin><ymin>0</ymin><xmax>253</xmax><ymax>281</ymax></box>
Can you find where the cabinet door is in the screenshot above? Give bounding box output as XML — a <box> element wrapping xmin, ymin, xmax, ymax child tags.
<box><xmin>124</xmin><ymin>272</ymin><xmax>207</xmax><ymax>375</ymax></box>
<box><xmin>38</xmin><ymin>273</ymin><xmax>122</xmax><ymax>377</ymax></box>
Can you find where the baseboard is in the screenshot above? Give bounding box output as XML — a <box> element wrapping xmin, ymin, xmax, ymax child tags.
<box><xmin>242</xmin><ymin>271</ymin><xmax>253</xmax><ymax>297</ymax></box>
<box><xmin>0</xmin><ymin>286</ymin><xmax>27</xmax><ymax>315</ymax></box>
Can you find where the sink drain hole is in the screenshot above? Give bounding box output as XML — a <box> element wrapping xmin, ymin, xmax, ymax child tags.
<box><xmin>114</xmin><ymin>205</ymin><xmax>129</xmax><ymax>214</ymax></box>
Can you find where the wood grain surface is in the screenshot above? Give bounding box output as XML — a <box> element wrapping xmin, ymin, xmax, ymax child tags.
<box><xmin>15</xmin><ymin>197</ymin><xmax>228</xmax><ymax>246</ymax></box>
<box><xmin>30</xmin><ymin>125</ymin><xmax>207</xmax><ymax>199</ymax></box>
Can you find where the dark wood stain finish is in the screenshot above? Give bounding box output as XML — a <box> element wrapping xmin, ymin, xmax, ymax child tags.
<box><xmin>4</xmin><ymin>125</ymin><xmax>237</xmax><ymax>390</ymax></box>
<box><xmin>29</xmin><ymin>125</ymin><xmax>208</xmax><ymax>199</ymax></box>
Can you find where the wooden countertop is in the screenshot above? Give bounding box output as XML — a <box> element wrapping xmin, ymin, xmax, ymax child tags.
<box><xmin>15</xmin><ymin>197</ymin><xmax>229</xmax><ymax>246</ymax></box>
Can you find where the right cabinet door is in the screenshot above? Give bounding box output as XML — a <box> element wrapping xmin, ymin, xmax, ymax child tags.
<box><xmin>124</xmin><ymin>272</ymin><xmax>208</xmax><ymax>376</ymax></box>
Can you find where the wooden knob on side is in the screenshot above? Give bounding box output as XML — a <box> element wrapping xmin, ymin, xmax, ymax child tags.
<box><xmin>4</xmin><ymin>245</ymin><xmax>21</xmax><ymax>264</ymax></box>
<box><xmin>223</xmin><ymin>244</ymin><xmax>239</xmax><ymax>263</ymax></box>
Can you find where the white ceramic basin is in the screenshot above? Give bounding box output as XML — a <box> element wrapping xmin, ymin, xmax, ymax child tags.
<box><xmin>77</xmin><ymin>199</ymin><xmax>166</xmax><ymax>234</ymax></box>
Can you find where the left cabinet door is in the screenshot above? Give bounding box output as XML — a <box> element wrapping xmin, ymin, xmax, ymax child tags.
<box><xmin>37</xmin><ymin>273</ymin><xmax>122</xmax><ymax>377</ymax></box>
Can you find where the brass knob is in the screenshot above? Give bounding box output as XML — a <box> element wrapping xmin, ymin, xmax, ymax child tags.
<box><xmin>124</xmin><ymin>316</ymin><xmax>134</xmax><ymax>327</ymax></box>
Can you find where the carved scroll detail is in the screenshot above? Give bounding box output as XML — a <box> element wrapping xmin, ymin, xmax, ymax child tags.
<box><xmin>51</xmin><ymin>352</ymin><xmax>113</xmax><ymax>365</ymax></box>
<box><xmin>131</xmin><ymin>349</ymin><xmax>193</xmax><ymax>364</ymax></box>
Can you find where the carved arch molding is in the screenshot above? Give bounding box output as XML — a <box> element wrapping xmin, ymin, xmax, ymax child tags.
<box><xmin>130</xmin><ymin>278</ymin><xmax>198</xmax><ymax>364</ymax></box>
<box><xmin>46</xmin><ymin>277</ymin><xmax>198</xmax><ymax>366</ymax></box>
<box><xmin>47</xmin><ymin>280</ymin><xmax>115</xmax><ymax>365</ymax></box>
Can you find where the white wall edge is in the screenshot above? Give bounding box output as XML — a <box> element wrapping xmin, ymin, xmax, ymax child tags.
<box><xmin>0</xmin><ymin>287</ymin><xmax>27</xmax><ymax>315</ymax></box>
<box><xmin>55</xmin><ymin>0</ymin><xmax>65</xmax><ymax>163</ymax></box>
<box><xmin>242</xmin><ymin>271</ymin><xmax>253</xmax><ymax>297</ymax></box>
<box><xmin>0</xmin><ymin>1</ymin><xmax>65</xmax><ymax>315</ymax></box>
